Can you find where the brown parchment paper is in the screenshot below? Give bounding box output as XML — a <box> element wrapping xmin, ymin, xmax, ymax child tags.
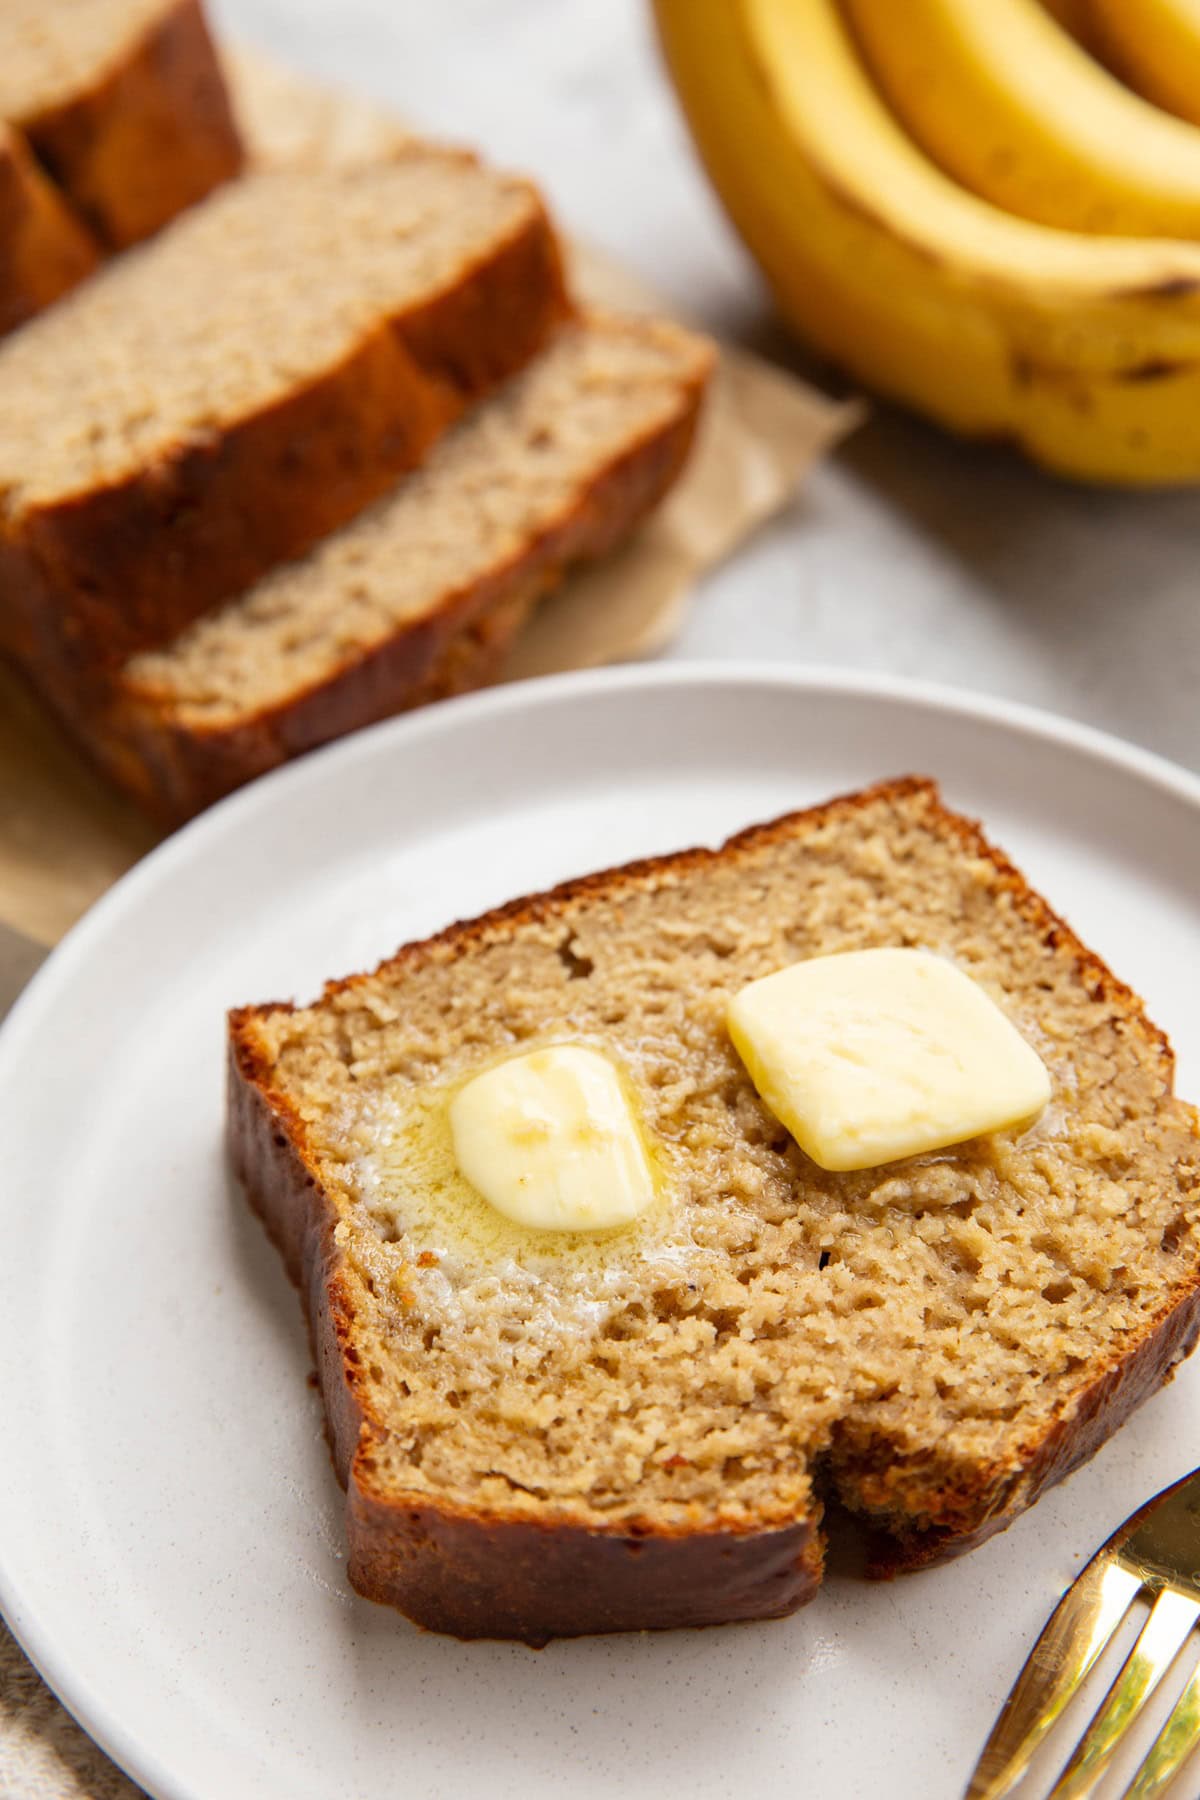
<box><xmin>0</xmin><ymin>51</ymin><xmax>857</xmax><ymax>951</ymax></box>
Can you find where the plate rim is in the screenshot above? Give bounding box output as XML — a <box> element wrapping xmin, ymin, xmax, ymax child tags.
<box><xmin>3</xmin><ymin>657</ymin><xmax>1200</xmax><ymax>1800</ymax></box>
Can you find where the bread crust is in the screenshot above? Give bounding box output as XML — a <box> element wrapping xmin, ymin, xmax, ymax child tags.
<box><xmin>15</xmin><ymin>0</ymin><xmax>243</xmax><ymax>249</ymax></box>
<box><xmin>41</xmin><ymin>326</ymin><xmax>709</xmax><ymax>821</ymax></box>
<box><xmin>0</xmin><ymin>192</ymin><xmax>570</xmax><ymax>674</ymax></box>
<box><xmin>0</xmin><ymin>124</ymin><xmax>99</xmax><ymax>336</ymax></box>
<box><xmin>227</xmin><ymin>778</ymin><xmax>1200</xmax><ymax>1638</ymax></box>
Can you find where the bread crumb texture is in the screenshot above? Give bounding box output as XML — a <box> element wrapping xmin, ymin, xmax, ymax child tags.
<box><xmin>236</xmin><ymin>781</ymin><xmax>1200</xmax><ymax>1545</ymax></box>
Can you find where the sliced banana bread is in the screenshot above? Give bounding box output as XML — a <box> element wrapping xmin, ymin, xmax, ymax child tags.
<box><xmin>0</xmin><ymin>0</ymin><xmax>241</xmax><ymax>248</ymax></box>
<box><xmin>0</xmin><ymin>150</ymin><xmax>569</xmax><ymax>671</ymax></box>
<box><xmin>35</xmin><ymin>313</ymin><xmax>711</xmax><ymax>821</ymax></box>
<box><xmin>229</xmin><ymin>778</ymin><xmax>1200</xmax><ymax>1641</ymax></box>
<box><xmin>0</xmin><ymin>123</ymin><xmax>99</xmax><ymax>335</ymax></box>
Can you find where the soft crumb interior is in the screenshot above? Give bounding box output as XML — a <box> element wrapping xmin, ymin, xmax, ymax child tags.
<box><xmin>0</xmin><ymin>152</ymin><xmax>537</xmax><ymax>505</ymax></box>
<box><xmin>122</xmin><ymin>319</ymin><xmax>706</xmax><ymax>723</ymax></box>
<box><xmin>247</xmin><ymin>786</ymin><xmax>1200</xmax><ymax>1533</ymax></box>
<box><xmin>0</xmin><ymin>0</ymin><xmax>169</xmax><ymax>124</ymax></box>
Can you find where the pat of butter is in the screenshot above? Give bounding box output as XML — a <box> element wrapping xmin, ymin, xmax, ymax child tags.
<box><xmin>449</xmin><ymin>1045</ymin><xmax>655</xmax><ymax>1231</ymax></box>
<box><xmin>727</xmin><ymin>948</ymin><xmax>1051</xmax><ymax>1173</ymax></box>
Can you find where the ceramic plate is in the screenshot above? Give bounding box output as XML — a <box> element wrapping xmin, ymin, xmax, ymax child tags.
<box><xmin>2</xmin><ymin>665</ymin><xmax>1199</xmax><ymax>1800</ymax></box>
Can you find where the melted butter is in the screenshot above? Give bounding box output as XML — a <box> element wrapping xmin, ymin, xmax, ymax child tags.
<box><xmin>352</xmin><ymin>1040</ymin><xmax>677</xmax><ymax>1281</ymax></box>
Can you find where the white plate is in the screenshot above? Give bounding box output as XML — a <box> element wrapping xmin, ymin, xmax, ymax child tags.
<box><xmin>3</xmin><ymin>664</ymin><xmax>1200</xmax><ymax>1800</ymax></box>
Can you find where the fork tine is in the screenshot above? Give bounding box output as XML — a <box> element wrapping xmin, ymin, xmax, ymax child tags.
<box><xmin>964</xmin><ymin>1558</ymin><xmax>1142</xmax><ymax>1799</ymax></box>
<box><xmin>1123</xmin><ymin>1657</ymin><xmax>1200</xmax><ymax>1800</ymax></box>
<box><xmin>1047</xmin><ymin>1587</ymin><xmax>1200</xmax><ymax>1800</ymax></box>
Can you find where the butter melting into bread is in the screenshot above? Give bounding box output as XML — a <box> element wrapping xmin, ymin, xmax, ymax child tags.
<box><xmin>229</xmin><ymin>778</ymin><xmax>1200</xmax><ymax>1642</ymax></box>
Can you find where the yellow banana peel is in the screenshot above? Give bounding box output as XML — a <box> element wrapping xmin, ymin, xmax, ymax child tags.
<box><xmin>1088</xmin><ymin>0</ymin><xmax>1200</xmax><ymax>129</ymax></box>
<box><xmin>842</xmin><ymin>0</ymin><xmax>1200</xmax><ymax>238</ymax></box>
<box><xmin>652</xmin><ymin>0</ymin><xmax>1200</xmax><ymax>484</ymax></box>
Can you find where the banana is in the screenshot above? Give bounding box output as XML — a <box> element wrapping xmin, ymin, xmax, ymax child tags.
<box><xmin>651</xmin><ymin>0</ymin><xmax>1200</xmax><ymax>485</ymax></box>
<box><xmin>841</xmin><ymin>0</ymin><xmax>1200</xmax><ymax>238</ymax></box>
<box><xmin>1087</xmin><ymin>0</ymin><xmax>1200</xmax><ymax>128</ymax></box>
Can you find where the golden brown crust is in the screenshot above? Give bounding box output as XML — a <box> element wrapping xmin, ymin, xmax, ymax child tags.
<box><xmin>345</xmin><ymin>1490</ymin><xmax>823</xmax><ymax>1642</ymax></box>
<box><xmin>15</xmin><ymin>0</ymin><xmax>243</xmax><ymax>249</ymax></box>
<box><xmin>40</xmin><ymin>339</ymin><xmax>706</xmax><ymax>822</ymax></box>
<box><xmin>0</xmin><ymin>124</ymin><xmax>99</xmax><ymax>335</ymax></box>
<box><xmin>0</xmin><ymin>200</ymin><xmax>571</xmax><ymax>675</ymax></box>
<box><xmin>227</xmin><ymin>778</ymin><xmax>1200</xmax><ymax>1636</ymax></box>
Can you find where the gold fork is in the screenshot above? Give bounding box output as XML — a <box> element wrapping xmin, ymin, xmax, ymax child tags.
<box><xmin>966</xmin><ymin>1467</ymin><xmax>1200</xmax><ymax>1800</ymax></box>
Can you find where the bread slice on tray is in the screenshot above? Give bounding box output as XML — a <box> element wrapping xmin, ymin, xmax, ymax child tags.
<box><xmin>228</xmin><ymin>777</ymin><xmax>1200</xmax><ymax>1642</ymax></box>
<box><xmin>0</xmin><ymin>0</ymin><xmax>242</xmax><ymax>249</ymax></box>
<box><xmin>40</xmin><ymin>312</ymin><xmax>712</xmax><ymax>822</ymax></box>
<box><xmin>0</xmin><ymin>150</ymin><xmax>569</xmax><ymax>670</ymax></box>
<box><xmin>0</xmin><ymin>123</ymin><xmax>100</xmax><ymax>335</ymax></box>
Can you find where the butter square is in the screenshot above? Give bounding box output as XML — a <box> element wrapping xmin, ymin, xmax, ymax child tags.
<box><xmin>450</xmin><ymin>1044</ymin><xmax>655</xmax><ymax>1231</ymax></box>
<box><xmin>727</xmin><ymin>947</ymin><xmax>1051</xmax><ymax>1173</ymax></box>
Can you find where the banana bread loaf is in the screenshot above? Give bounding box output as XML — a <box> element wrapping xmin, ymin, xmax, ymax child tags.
<box><xmin>0</xmin><ymin>0</ymin><xmax>241</xmax><ymax>248</ymax></box>
<box><xmin>228</xmin><ymin>777</ymin><xmax>1200</xmax><ymax>1641</ymax></box>
<box><xmin>0</xmin><ymin>150</ymin><xmax>569</xmax><ymax>672</ymax></box>
<box><xmin>47</xmin><ymin>313</ymin><xmax>711</xmax><ymax>820</ymax></box>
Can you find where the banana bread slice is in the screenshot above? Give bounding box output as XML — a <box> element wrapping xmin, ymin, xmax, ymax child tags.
<box><xmin>35</xmin><ymin>313</ymin><xmax>712</xmax><ymax>822</ymax></box>
<box><xmin>0</xmin><ymin>0</ymin><xmax>241</xmax><ymax>249</ymax></box>
<box><xmin>228</xmin><ymin>777</ymin><xmax>1200</xmax><ymax>1641</ymax></box>
<box><xmin>0</xmin><ymin>149</ymin><xmax>569</xmax><ymax>672</ymax></box>
<box><xmin>0</xmin><ymin>123</ymin><xmax>99</xmax><ymax>335</ymax></box>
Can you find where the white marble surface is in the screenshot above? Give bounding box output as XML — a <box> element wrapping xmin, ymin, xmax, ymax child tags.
<box><xmin>209</xmin><ymin>0</ymin><xmax>1200</xmax><ymax>773</ymax></box>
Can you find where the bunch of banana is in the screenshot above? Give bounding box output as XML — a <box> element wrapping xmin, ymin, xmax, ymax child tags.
<box><xmin>652</xmin><ymin>0</ymin><xmax>1200</xmax><ymax>484</ymax></box>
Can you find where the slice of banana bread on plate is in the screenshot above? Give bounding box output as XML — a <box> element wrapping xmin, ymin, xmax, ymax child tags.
<box><xmin>228</xmin><ymin>777</ymin><xmax>1200</xmax><ymax>1641</ymax></box>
